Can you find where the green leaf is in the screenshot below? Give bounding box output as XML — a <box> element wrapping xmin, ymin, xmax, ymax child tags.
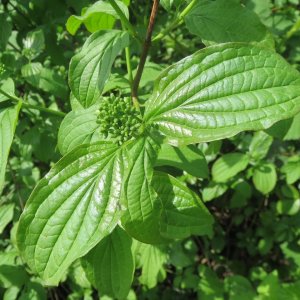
<box><xmin>152</xmin><ymin>172</ymin><xmax>214</xmax><ymax>239</ymax></box>
<box><xmin>58</xmin><ymin>105</ymin><xmax>100</xmax><ymax>155</ymax></box>
<box><xmin>249</xmin><ymin>131</ymin><xmax>273</xmax><ymax>160</ymax></box>
<box><xmin>69</xmin><ymin>30</ymin><xmax>129</xmax><ymax>108</ymax></box>
<box><xmin>133</xmin><ymin>241</ymin><xmax>168</xmax><ymax>289</ymax></box>
<box><xmin>212</xmin><ymin>153</ymin><xmax>249</xmax><ymax>183</ymax></box>
<box><xmin>122</xmin><ymin>136</ymin><xmax>213</xmax><ymax>243</ymax></box>
<box><xmin>266</xmin><ymin>112</ymin><xmax>300</xmax><ymax>141</ymax></box>
<box><xmin>0</xmin><ymin>101</ymin><xmax>21</xmax><ymax>195</ymax></box>
<box><xmin>281</xmin><ymin>242</ymin><xmax>300</xmax><ymax>267</ymax></box>
<box><xmin>202</xmin><ymin>182</ymin><xmax>228</xmax><ymax>202</ymax></box>
<box><xmin>0</xmin><ymin>79</ymin><xmax>14</xmax><ymax>103</ymax></box>
<box><xmin>16</xmin><ymin>142</ymin><xmax>125</xmax><ymax>285</ymax></box>
<box><xmin>21</xmin><ymin>63</ymin><xmax>43</xmax><ymax>87</ymax></box>
<box><xmin>224</xmin><ymin>275</ymin><xmax>256</xmax><ymax>300</ymax></box>
<box><xmin>281</xmin><ymin>156</ymin><xmax>300</xmax><ymax>184</ymax></box>
<box><xmin>198</xmin><ymin>266</ymin><xmax>224</xmax><ymax>300</ymax></box>
<box><xmin>38</xmin><ymin>68</ymin><xmax>68</xmax><ymax>99</ymax></box>
<box><xmin>253</xmin><ymin>162</ymin><xmax>277</xmax><ymax>195</ymax></box>
<box><xmin>66</xmin><ymin>0</ymin><xmax>129</xmax><ymax>35</ymax></box>
<box><xmin>121</xmin><ymin>135</ymin><xmax>165</xmax><ymax>244</ymax></box>
<box><xmin>0</xmin><ymin>14</ymin><xmax>12</xmax><ymax>51</ymax></box>
<box><xmin>0</xmin><ymin>204</ymin><xmax>14</xmax><ymax>234</ymax></box>
<box><xmin>22</xmin><ymin>30</ymin><xmax>45</xmax><ymax>60</ymax></box>
<box><xmin>144</xmin><ymin>43</ymin><xmax>300</xmax><ymax>145</ymax></box>
<box><xmin>185</xmin><ymin>0</ymin><xmax>271</xmax><ymax>45</ymax></box>
<box><xmin>82</xmin><ymin>226</ymin><xmax>134</xmax><ymax>299</ymax></box>
<box><xmin>276</xmin><ymin>198</ymin><xmax>300</xmax><ymax>216</ymax></box>
<box><xmin>156</xmin><ymin>144</ymin><xmax>208</xmax><ymax>178</ymax></box>
<box><xmin>230</xmin><ymin>180</ymin><xmax>252</xmax><ymax>208</ymax></box>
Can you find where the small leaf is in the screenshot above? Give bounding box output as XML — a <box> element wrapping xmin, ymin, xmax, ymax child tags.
<box><xmin>58</xmin><ymin>105</ymin><xmax>100</xmax><ymax>155</ymax></box>
<box><xmin>156</xmin><ymin>144</ymin><xmax>208</xmax><ymax>178</ymax></box>
<box><xmin>69</xmin><ymin>30</ymin><xmax>129</xmax><ymax>108</ymax></box>
<box><xmin>21</xmin><ymin>63</ymin><xmax>43</xmax><ymax>87</ymax></box>
<box><xmin>133</xmin><ymin>241</ymin><xmax>168</xmax><ymax>289</ymax></box>
<box><xmin>16</xmin><ymin>142</ymin><xmax>125</xmax><ymax>285</ymax></box>
<box><xmin>281</xmin><ymin>156</ymin><xmax>300</xmax><ymax>184</ymax></box>
<box><xmin>253</xmin><ymin>162</ymin><xmax>277</xmax><ymax>194</ymax></box>
<box><xmin>0</xmin><ymin>99</ymin><xmax>21</xmax><ymax>195</ymax></box>
<box><xmin>212</xmin><ymin>153</ymin><xmax>249</xmax><ymax>183</ymax></box>
<box><xmin>144</xmin><ymin>43</ymin><xmax>300</xmax><ymax>145</ymax></box>
<box><xmin>0</xmin><ymin>204</ymin><xmax>14</xmax><ymax>234</ymax></box>
<box><xmin>82</xmin><ymin>226</ymin><xmax>134</xmax><ymax>299</ymax></box>
<box><xmin>66</xmin><ymin>0</ymin><xmax>129</xmax><ymax>35</ymax></box>
<box><xmin>202</xmin><ymin>182</ymin><xmax>228</xmax><ymax>202</ymax></box>
<box><xmin>22</xmin><ymin>30</ymin><xmax>45</xmax><ymax>60</ymax></box>
<box><xmin>185</xmin><ymin>0</ymin><xmax>271</xmax><ymax>45</ymax></box>
<box><xmin>249</xmin><ymin>131</ymin><xmax>273</xmax><ymax>160</ymax></box>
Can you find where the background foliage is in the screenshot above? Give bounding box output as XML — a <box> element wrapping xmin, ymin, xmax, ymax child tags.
<box><xmin>1</xmin><ymin>0</ymin><xmax>300</xmax><ymax>299</ymax></box>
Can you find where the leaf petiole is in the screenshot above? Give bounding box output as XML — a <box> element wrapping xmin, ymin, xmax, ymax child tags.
<box><xmin>152</xmin><ymin>0</ymin><xmax>198</xmax><ymax>42</ymax></box>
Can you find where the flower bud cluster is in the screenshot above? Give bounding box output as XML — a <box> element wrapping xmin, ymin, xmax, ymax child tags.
<box><xmin>97</xmin><ymin>95</ymin><xmax>142</xmax><ymax>144</ymax></box>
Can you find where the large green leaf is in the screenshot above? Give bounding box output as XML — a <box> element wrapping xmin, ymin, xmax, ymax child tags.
<box><xmin>82</xmin><ymin>226</ymin><xmax>134</xmax><ymax>299</ymax></box>
<box><xmin>69</xmin><ymin>30</ymin><xmax>129</xmax><ymax>108</ymax></box>
<box><xmin>16</xmin><ymin>142</ymin><xmax>125</xmax><ymax>285</ymax></box>
<box><xmin>144</xmin><ymin>43</ymin><xmax>300</xmax><ymax>145</ymax></box>
<box><xmin>121</xmin><ymin>135</ymin><xmax>165</xmax><ymax>244</ymax></box>
<box><xmin>0</xmin><ymin>101</ymin><xmax>21</xmax><ymax>195</ymax></box>
<box><xmin>121</xmin><ymin>136</ymin><xmax>213</xmax><ymax>243</ymax></box>
<box><xmin>152</xmin><ymin>172</ymin><xmax>214</xmax><ymax>239</ymax></box>
<box><xmin>66</xmin><ymin>0</ymin><xmax>128</xmax><ymax>35</ymax></box>
<box><xmin>185</xmin><ymin>0</ymin><xmax>270</xmax><ymax>45</ymax></box>
<box><xmin>58</xmin><ymin>105</ymin><xmax>100</xmax><ymax>155</ymax></box>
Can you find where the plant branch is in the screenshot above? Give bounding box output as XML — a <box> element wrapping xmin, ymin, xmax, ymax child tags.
<box><xmin>152</xmin><ymin>0</ymin><xmax>197</xmax><ymax>42</ymax></box>
<box><xmin>108</xmin><ymin>0</ymin><xmax>142</xmax><ymax>43</ymax></box>
<box><xmin>132</xmin><ymin>0</ymin><xmax>159</xmax><ymax>104</ymax></box>
<box><xmin>0</xmin><ymin>88</ymin><xmax>66</xmax><ymax>117</ymax></box>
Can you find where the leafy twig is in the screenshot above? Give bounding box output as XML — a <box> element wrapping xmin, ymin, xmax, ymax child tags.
<box><xmin>0</xmin><ymin>88</ymin><xmax>66</xmax><ymax>117</ymax></box>
<box><xmin>108</xmin><ymin>0</ymin><xmax>142</xmax><ymax>43</ymax></box>
<box><xmin>132</xmin><ymin>0</ymin><xmax>159</xmax><ymax>105</ymax></box>
<box><xmin>152</xmin><ymin>0</ymin><xmax>197</xmax><ymax>42</ymax></box>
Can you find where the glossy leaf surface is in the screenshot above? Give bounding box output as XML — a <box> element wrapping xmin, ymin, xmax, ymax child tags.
<box><xmin>145</xmin><ymin>43</ymin><xmax>300</xmax><ymax>145</ymax></box>
<box><xmin>82</xmin><ymin>226</ymin><xmax>134</xmax><ymax>299</ymax></box>
<box><xmin>16</xmin><ymin>142</ymin><xmax>124</xmax><ymax>285</ymax></box>
<box><xmin>185</xmin><ymin>0</ymin><xmax>270</xmax><ymax>45</ymax></box>
<box><xmin>58</xmin><ymin>105</ymin><xmax>100</xmax><ymax>155</ymax></box>
<box><xmin>152</xmin><ymin>172</ymin><xmax>214</xmax><ymax>239</ymax></box>
<box><xmin>121</xmin><ymin>135</ymin><xmax>165</xmax><ymax>244</ymax></box>
<box><xmin>156</xmin><ymin>144</ymin><xmax>208</xmax><ymax>178</ymax></box>
<box><xmin>69</xmin><ymin>30</ymin><xmax>129</xmax><ymax>108</ymax></box>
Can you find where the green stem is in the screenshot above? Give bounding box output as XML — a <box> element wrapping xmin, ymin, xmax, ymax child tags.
<box><xmin>152</xmin><ymin>0</ymin><xmax>197</xmax><ymax>42</ymax></box>
<box><xmin>0</xmin><ymin>88</ymin><xmax>66</xmax><ymax>117</ymax></box>
<box><xmin>108</xmin><ymin>0</ymin><xmax>142</xmax><ymax>43</ymax></box>
<box><xmin>286</xmin><ymin>19</ymin><xmax>300</xmax><ymax>39</ymax></box>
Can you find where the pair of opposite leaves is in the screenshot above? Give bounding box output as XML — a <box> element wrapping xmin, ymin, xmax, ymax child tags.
<box><xmin>16</xmin><ymin>35</ymin><xmax>300</xmax><ymax>285</ymax></box>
